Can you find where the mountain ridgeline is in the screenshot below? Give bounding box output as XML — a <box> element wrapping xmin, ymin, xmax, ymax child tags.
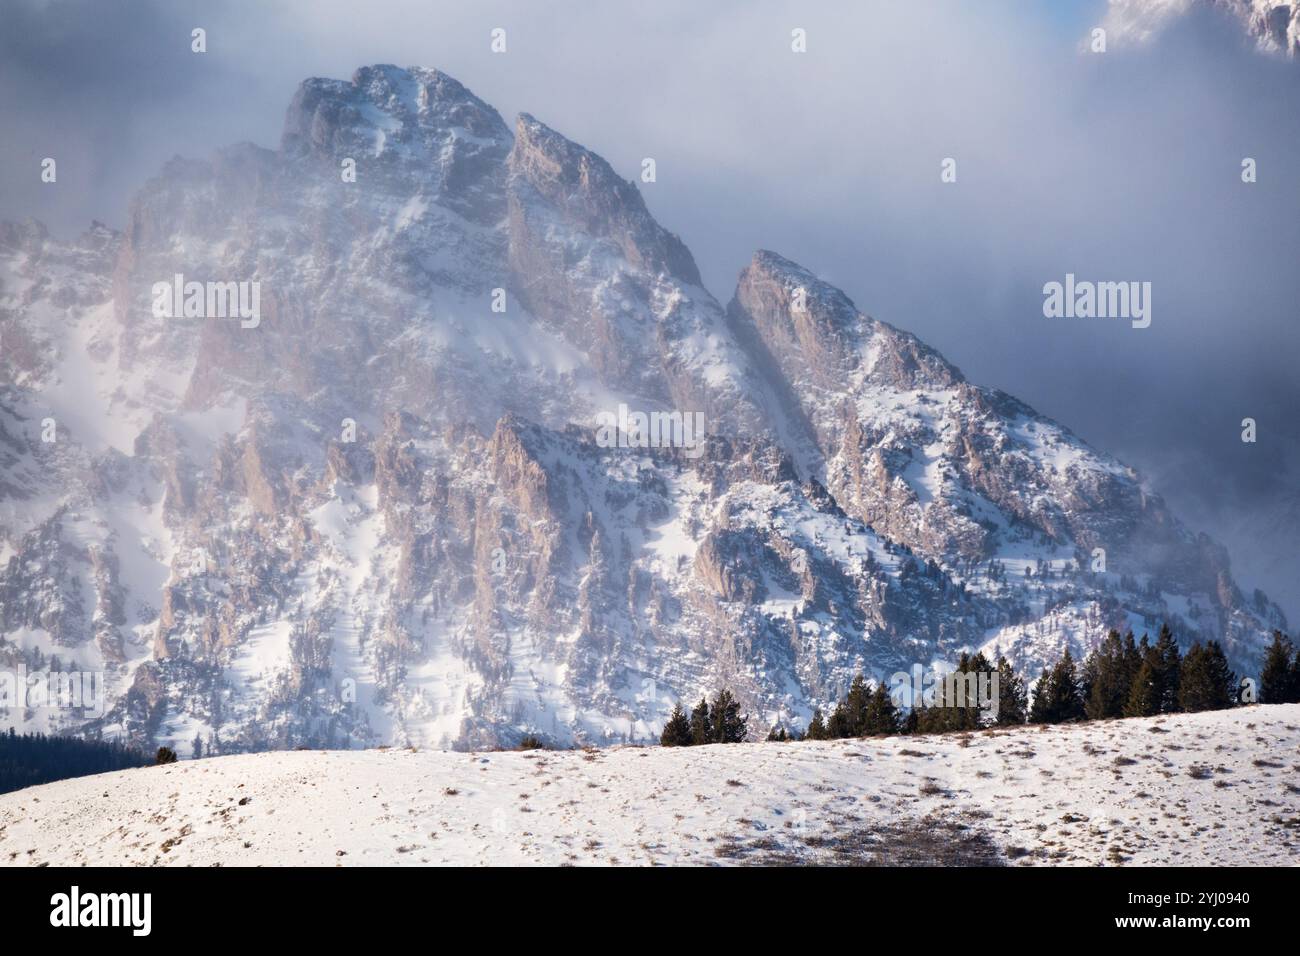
<box><xmin>0</xmin><ymin>65</ymin><xmax>1286</xmax><ymax>751</ymax></box>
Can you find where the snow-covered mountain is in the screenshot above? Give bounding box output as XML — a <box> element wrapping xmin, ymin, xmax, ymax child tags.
<box><xmin>0</xmin><ymin>66</ymin><xmax>1286</xmax><ymax>752</ymax></box>
<box><xmin>3</xmin><ymin>704</ymin><xmax>1297</xmax><ymax>866</ymax></box>
<box><xmin>1103</xmin><ymin>0</ymin><xmax>1300</xmax><ymax>54</ymax></box>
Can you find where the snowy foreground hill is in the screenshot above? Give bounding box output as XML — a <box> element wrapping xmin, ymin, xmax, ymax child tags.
<box><xmin>2</xmin><ymin>705</ymin><xmax>1297</xmax><ymax>867</ymax></box>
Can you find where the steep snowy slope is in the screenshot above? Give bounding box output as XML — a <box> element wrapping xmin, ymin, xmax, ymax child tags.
<box><xmin>0</xmin><ymin>65</ymin><xmax>1286</xmax><ymax>752</ymax></box>
<box><xmin>1</xmin><ymin>705</ymin><xmax>1296</xmax><ymax>866</ymax></box>
<box><xmin>728</xmin><ymin>251</ymin><xmax>1285</xmax><ymax>681</ymax></box>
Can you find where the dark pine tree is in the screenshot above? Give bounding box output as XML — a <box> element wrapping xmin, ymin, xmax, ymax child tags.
<box><xmin>1152</xmin><ymin>624</ymin><xmax>1182</xmax><ymax>714</ymax></box>
<box><xmin>1044</xmin><ymin>648</ymin><xmax>1085</xmax><ymax>723</ymax></box>
<box><xmin>1178</xmin><ymin>643</ymin><xmax>1207</xmax><ymax>712</ymax></box>
<box><xmin>1028</xmin><ymin>670</ymin><xmax>1052</xmax><ymax>723</ymax></box>
<box><xmin>994</xmin><ymin>655</ymin><xmax>1027</xmax><ymax>726</ymax></box>
<box><xmin>710</xmin><ymin>689</ymin><xmax>748</xmax><ymax>743</ymax></box>
<box><xmin>1124</xmin><ymin>657</ymin><xmax>1162</xmax><ymax>717</ymax></box>
<box><xmin>1120</xmin><ymin>630</ymin><xmax>1143</xmax><ymax>699</ymax></box>
<box><xmin>825</xmin><ymin>701</ymin><xmax>850</xmax><ymax>739</ymax></box>
<box><xmin>660</xmin><ymin>702</ymin><xmax>693</xmax><ymax>747</ymax></box>
<box><xmin>1261</xmin><ymin>631</ymin><xmax>1298</xmax><ymax>704</ymax></box>
<box><xmin>938</xmin><ymin>653</ymin><xmax>975</xmax><ymax>730</ymax></box>
<box><xmin>688</xmin><ymin>698</ymin><xmax>712</xmax><ymax>745</ymax></box>
<box><xmin>917</xmin><ymin>658</ymin><xmax>981</xmax><ymax>734</ymax></box>
<box><xmin>805</xmin><ymin>708</ymin><xmax>828</xmax><ymax>741</ymax></box>
<box><xmin>1178</xmin><ymin>641</ymin><xmax>1236</xmax><ymax>712</ymax></box>
<box><xmin>1083</xmin><ymin>630</ymin><xmax>1131</xmax><ymax>720</ymax></box>
<box><xmin>842</xmin><ymin>674</ymin><xmax>872</xmax><ymax>737</ymax></box>
<box><xmin>963</xmin><ymin>652</ymin><xmax>996</xmax><ymax>729</ymax></box>
<box><xmin>913</xmin><ymin>701</ymin><xmax>946</xmax><ymax>734</ymax></box>
<box><xmin>863</xmin><ymin>680</ymin><xmax>899</xmax><ymax>736</ymax></box>
<box><xmin>765</xmin><ymin>724</ymin><xmax>788</xmax><ymax>742</ymax></box>
<box><xmin>901</xmin><ymin>706</ymin><xmax>920</xmax><ymax>734</ymax></box>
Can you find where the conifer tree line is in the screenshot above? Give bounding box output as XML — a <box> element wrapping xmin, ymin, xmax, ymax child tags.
<box><xmin>801</xmin><ymin>673</ymin><xmax>903</xmax><ymax>739</ymax></box>
<box><xmin>768</xmin><ymin>653</ymin><xmax>1026</xmax><ymax>741</ymax></box>
<box><xmin>659</xmin><ymin>689</ymin><xmax>748</xmax><ymax>746</ymax></box>
<box><xmin>0</xmin><ymin>729</ymin><xmax>150</xmax><ymax>795</ymax></box>
<box><xmin>917</xmin><ymin>624</ymin><xmax>1267</xmax><ymax>734</ymax></box>
<box><xmin>661</xmin><ymin>626</ymin><xmax>1297</xmax><ymax>746</ymax></box>
<box><xmin>1031</xmin><ymin>624</ymin><xmax>1243</xmax><ymax>723</ymax></box>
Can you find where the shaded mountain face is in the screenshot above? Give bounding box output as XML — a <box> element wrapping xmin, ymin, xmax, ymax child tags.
<box><xmin>0</xmin><ymin>66</ymin><xmax>1285</xmax><ymax>751</ymax></box>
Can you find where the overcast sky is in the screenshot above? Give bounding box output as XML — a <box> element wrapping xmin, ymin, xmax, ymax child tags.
<box><xmin>2</xmin><ymin>0</ymin><xmax>1297</xmax><ymax>618</ymax></box>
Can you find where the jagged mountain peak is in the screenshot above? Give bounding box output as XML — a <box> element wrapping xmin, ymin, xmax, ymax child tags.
<box><xmin>509</xmin><ymin>112</ymin><xmax>701</xmax><ymax>286</ymax></box>
<box><xmin>723</xmin><ymin>246</ymin><xmax>1290</xmax><ymax>682</ymax></box>
<box><xmin>0</xmin><ymin>64</ymin><xmax>1285</xmax><ymax>754</ymax></box>
<box><xmin>731</xmin><ymin>249</ymin><xmax>962</xmax><ymax>397</ymax></box>
<box><xmin>747</xmin><ymin>250</ymin><xmax>859</xmax><ymax>318</ymax></box>
<box><xmin>281</xmin><ymin>64</ymin><xmax>512</xmax><ymax>178</ymax></box>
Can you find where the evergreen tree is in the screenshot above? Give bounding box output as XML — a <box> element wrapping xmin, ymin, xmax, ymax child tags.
<box><xmin>1044</xmin><ymin>648</ymin><xmax>1085</xmax><ymax>722</ymax></box>
<box><xmin>862</xmin><ymin>680</ymin><xmax>899</xmax><ymax>735</ymax></box>
<box><xmin>155</xmin><ymin>746</ymin><xmax>178</xmax><ymax>765</ymax></box>
<box><xmin>1081</xmin><ymin>641</ymin><xmax>1100</xmax><ymax>713</ymax></box>
<box><xmin>901</xmin><ymin>706</ymin><xmax>920</xmax><ymax>734</ymax></box>
<box><xmin>826</xmin><ymin>701</ymin><xmax>851</xmax><ymax>739</ymax></box>
<box><xmin>938</xmin><ymin>653</ymin><xmax>976</xmax><ymax>730</ymax></box>
<box><xmin>1135</xmin><ymin>631</ymin><xmax>1151</xmax><ymax>669</ymax></box>
<box><xmin>1028</xmin><ymin>670</ymin><xmax>1051</xmax><ymax>723</ymax></box>
<box><xmin>710</xmin><ymin>689</ymin><xmax>748</xmax><ymax>743</ymax></box>
<box><xmin>765</xmin><ymin>724</ymin><xmax>788</xmax><ymax>742</ymax></box>
<box><xmin>688</xmin><ymin>697</ymin><xmax>712</xmax><ymax>745</ymax></box>
<box><xmin>913</xmin><ymin>701</ymin><xmax>948</xmax><ymax>734</ymax></box>
<box><xmin>1029</xmin><ymin>650</ymin><xmax>1085</xmax><ymax>723</ymax></box>
<box><xmin>917</xmin><ymin>656</ymin><xmax>987</xmax><ymax>734</ymax></box>
<box><xmin>1124</xmin><ymin>657</ymin><xmax>1162</xmax><ymax>717</ymax></box>
<box><xmin>660</xmin><ymin>702</ymin><xmax>693</xmax><ymax>747</ymax></box>
<box><xmin>805</xmin><ymin>708</ymin><xmax>828</xmax><ymax>741</ymax></box>
<box><xmin>1178</xmin><ymin>641</ymin><xmax>1236</xmax><ymax>712</ymax></box>
<box><xmin>1120</xmin><ymin>630</ymin><xmax>1143</xmax><ymax>699</ymax></box>
<box><xmin>1177</xmin><ymin>643</ymin><xmax>1207</xmax><ymax>712</ymax></box>
<box><xmin>994</xmin><ymin>655</ymin><xmax>1027</xmax><ymax>725</ymax></box>
<box><xmin>1152</xmin><ymin>624</ymin><xmax>1182</xmax><ymax>713</ymax></box>
<box><xmin>963</xmin><ymin>652</ymin><xmax>996</xmax><ymax>729</ymax></box>
<box><xmin>842</xmin><ymin>674</ymin><xmax>872</xmax><ymax>736</ymax></box>
<box><xmin>1083</xmin><ymin>630</ymin><xmax>1129</xmax><ymax>720</ymax></box>
<box><xmin>1261</xmin><ymin>631</ymin><xmax>1298</xmax><ymax>704</ymax></box>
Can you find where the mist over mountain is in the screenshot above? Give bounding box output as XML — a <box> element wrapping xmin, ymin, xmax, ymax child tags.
<box><xmin>0</xmin><ymin>63</ymin><xmax>1285</xmax><ymax>751</ymax></box>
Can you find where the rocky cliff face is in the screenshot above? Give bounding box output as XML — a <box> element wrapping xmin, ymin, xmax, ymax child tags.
<box><xmin>0</xmin><ymin>66</ymin><xmax>1286</xmax><ymax>751</ymax></box>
